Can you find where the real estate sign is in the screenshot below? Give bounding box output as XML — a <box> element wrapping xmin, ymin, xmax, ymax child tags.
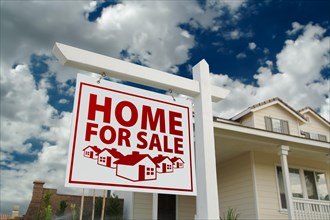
<box><xmin>66</xmin><ymin>74</ymin><xmax>196</xmax><ymax>195</ymax></box>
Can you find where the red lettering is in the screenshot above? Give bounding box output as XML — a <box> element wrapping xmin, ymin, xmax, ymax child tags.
<box><xmin>115</xmin><ymin>101</ymin><xmax>138</xmax><ymax>127</ymax></box>
<box><xmin>141</xmin><ymin>106</ymin><xmax>165</xmax><ymax>133</ymax></box>
<box><xmin>85</xmin><ymin>122</ymin><xmax>98</xmax><ymax>141</ymax></box>
<box><xmin>87</xmin><ymin>94</ymin><xmax>112</xmax><ymax>123</ymax></box>
<box><xmin>136</xmin><ymin>131</ymin><xmax>148</xmax><ymax>149</ymax></box>
<box><xmin>118</xmin><ymin>128</ymin><xmax>131</xmax><ymax>147</ymax></box>
<box><xmin>174</xmin><ymin>137</ymin><xmax>183</xmax><ymax>154</ymax></box>
<box><xmin>99</xmin><ymin>125</ymin><xmax>116</xmax><ymax>144</ymax></box>
<box><xmin>148</xmin><ymin>134</ymin><xmax>162</xmax><ymax>152</ymax></box>
<box><xmin>169</xmin><ymin>111</ymin><xmax>183</xmax><ymax>136</ymax></box>
<box><xmin>163</xmin><ymin>135</ymin><xmax>173</xmax><ymax>153</ymax></box>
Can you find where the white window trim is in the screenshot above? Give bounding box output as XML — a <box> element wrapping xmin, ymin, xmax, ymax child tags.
<box><xmin>265</xmin><ymin>116</ymin><xmax>290</xmax><ymax>134</ymax></box>
<box><xmin>274</xmin><ymin>163</ymin><xmax>330</xmax><ymax>211</ymax></box>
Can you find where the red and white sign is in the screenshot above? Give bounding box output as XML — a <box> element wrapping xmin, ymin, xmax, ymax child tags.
<box><xmin>65</xmin><ymin>74</ymin><xmax>196</xmax><ymax>195</ymax></box>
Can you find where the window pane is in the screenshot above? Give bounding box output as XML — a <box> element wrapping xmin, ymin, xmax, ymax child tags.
<box><xmin>304</xmin><ymin>170</ymin><xmax>318</xmax><ymax>199</ymax></box>
<box><xmin>272</xmin><ymin>118</ymin><xmax>282</xmax><ymax>133</ymax></box>
<box><xmin>276</xmin><ymin>167</ymin><xmax>287</xmax><ymax>209</ymax></box>
<box><xmin>315</xmin><ymin>172</ymin><xmax>329</xmax><ymax>200</ymax></box>
<box><xmin>281</xmin><ymin>120</ymin><xmax>289</xmax><ymax>134</ymax></box>
<box><xmin>265</xmin><ymin>117</ymin><xmax>272</xmax><ymax>131</ymax></box>
<box><xmin>289</xmin><ymin>168</ymin><xmax>303</xmax><ymax>198</ymax></box>
<box><xmin>310</xmin><ymin>133</ymin><xmax>319</xmax><ymax>140</ymax></box>
<box><xmin>318</xmin><ymin>135</ymin><xmax>327</xmax><ymax>142</ymax></box>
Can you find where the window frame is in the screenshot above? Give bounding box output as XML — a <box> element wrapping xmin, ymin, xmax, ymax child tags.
<box><xmin>301</xmin><ymin>131</ymin><xmax>327</xmax><ymax>141</ymax></box>
<box><xmin>265</xmin><ymin>116</ymin><xmax>290</xmax><ymax>134</ymax></box>
<box><xmin>275</xmin><ymin>164</ymin><xmax>330</xmax><ymax>210</ymax></box>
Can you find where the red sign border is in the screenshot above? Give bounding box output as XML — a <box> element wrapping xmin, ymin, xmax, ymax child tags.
<box><xmin>68</xmin><ymin>81</ymin><xmax>194</xmax><ymax>193</ymax></box>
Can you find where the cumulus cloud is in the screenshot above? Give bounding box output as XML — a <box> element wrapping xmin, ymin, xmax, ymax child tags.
<box><xmin>0</xmin><ymin>65</ymin><xmax>57</xmax><ymax>153</ymax></box>
<box><xmin>248</xmin><ymin>42</ymin><xmax>257</xmax><ymax>50</ymax></box>
<box><xmin>212</xmin><ymin>23</ymin><xmax>330</xmax><ymax>120</ymax></box>
<box><xmin>236</xmin><ymin>52</ymin><xmax>247</xmax><ymax>59</ymax></box>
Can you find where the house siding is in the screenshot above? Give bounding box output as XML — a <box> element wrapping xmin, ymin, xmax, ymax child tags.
<box><xmin>132</xmin><ymin>192</ymin><xmax>153</xmax><ymax>220</ymax></box>
<box><xmin>239</xmin><ymin>113</ymin><xmax>254</xmax><ymax>128</ymax></box>
<box><xmin>218</xmin><ymin>152</ymin><xmax>256</xmax><ymax>219</ymax></box>
<box><xmin>254</xmin><ymin>152</ymin><xmax>286</xmax><ymax>220</ymax></box>
<box><xmin>299</xmin><ymin>112</ymin><xmax>330</xmax><ymax>141</ymax></box>
<box><xmin>254</xmin><ymin>151</ymin><xmax>330</xmax><ymax>220</ymax></box>
<box><xmin>177</xmin><ymin>195</ymin><xmax>196</xmax><ymax>220</ymax></box>
<box><xmin>253</xmin><ymin>105</ymin><xmax>301</xmax><ymax>136</ymax></box>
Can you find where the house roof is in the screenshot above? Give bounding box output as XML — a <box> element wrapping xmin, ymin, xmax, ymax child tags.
<box><xmin>82</xmin><ymin>145</ymin><xmax>101</xmax><ymax>154</ymax></box>
<box><xmin>230</xmin><ymin>97</ymin><xmax>307</xmax><ymax>123</ymax></box>
<box><xmin>153</xmin><ymin>155</ymin><xmax>171</xmax><ymax>164</ymax></box>
<box><xmin>98</xmin><ymin>148</ymin><xmax>123</xmax><ymax>159</ymax></box>
<box><xmin>170</xmin><ymin>157</ymin><xmax>184</xmax><ymax>163</ymax></box>
<box><xmin>114</xmin><ymin>152</ymin><xmax>159</xmax><ymax>167</ymax></box>
<box><xmin>298</xmin><ymin>107</ymin><xmax>330</xmax><ymax>127</ymax></box>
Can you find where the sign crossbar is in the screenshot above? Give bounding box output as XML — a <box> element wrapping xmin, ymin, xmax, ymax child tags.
<box><xmin>53</xmin><ymin>43</ymin><xmax>229</xmax><ymax>102</ymax></box>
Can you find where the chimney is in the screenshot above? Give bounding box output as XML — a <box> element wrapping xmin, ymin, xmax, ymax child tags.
<box><xmin>132</xmin><ymin>151</ymin><xmax>140</xmax><ymax>156</ymax></box>
<box><xmin>11</xmin><ymin>205</ymin><xmax>19</xmax><ymax>218</ymax></box>
<box><xmin>31</xmin><ymin>181</ymin><xmax>45</xmax><ymax>202</ymax></box>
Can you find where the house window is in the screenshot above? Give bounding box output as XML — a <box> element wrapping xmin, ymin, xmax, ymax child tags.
<box><xmin>86</xmin><ymin>151</ymin><xmax>90</xmax><ymax>156</ymax></box>
<box><xmin>167</xmin><ymin>164</ymin><xmax>171</xmax><ymax>169</ymax></box>
<box><xmin>265</xmin><ymin>117</ymin><xmax>289</xmax><ymax>134</ymax></box>
<box><xmin>276</xmin><ymin>166</ymin><xmax>329</xmax><ymax>209</ymax></box>
<box><xmin>100</xmin><ymin>157</ymin><xmax>106</xmax><ymax>163</ymax></box>
<box><xmin>301</xmin><ymin>131</ymin><xmax>327</xmax><ymax>141</ymax></box>
<box><xmin>146</xmin><ymin>167</ymin><xmax>154</xmax><ymax>176</ymax></box>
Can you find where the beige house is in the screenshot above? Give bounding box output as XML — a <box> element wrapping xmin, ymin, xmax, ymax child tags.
<box><xmin>116</xmin><ymin>97</ymin><xmax>330</xmax><ymax>220</ymax></box>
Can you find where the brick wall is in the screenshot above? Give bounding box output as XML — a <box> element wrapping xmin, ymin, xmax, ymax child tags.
<box><xmin>23</xmin><ymin>181</ymin><xmax>123</xmax><ymax>220</ymax></box>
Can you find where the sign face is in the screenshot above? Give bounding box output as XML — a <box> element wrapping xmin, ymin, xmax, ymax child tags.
<box><xmin>66</xmin><ymin>74</ymin><xmax>196</xmax><ymax>195</ymax></box>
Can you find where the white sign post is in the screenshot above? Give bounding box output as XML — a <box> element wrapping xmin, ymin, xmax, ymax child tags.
<box><xmin>53</xmin><ymin>43</ymin><xmax>229</xmax><ymax>219</ymax></box>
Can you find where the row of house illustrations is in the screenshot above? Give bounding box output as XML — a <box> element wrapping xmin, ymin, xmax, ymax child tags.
<box><xmin>113</xmin><ymin>97</ymin><xmax>330</xmax><ymax>220</ymax></box>
<box><xmin>82</xmin><ymin>146</ymin><xmax>184</xmax><ymax>182</ymax></box>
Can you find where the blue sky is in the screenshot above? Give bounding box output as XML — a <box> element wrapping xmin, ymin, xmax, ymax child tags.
<box><xmin>1</xmin><ymin>0</ymin><xmax>329</xmax><ymax>214</ymax></box>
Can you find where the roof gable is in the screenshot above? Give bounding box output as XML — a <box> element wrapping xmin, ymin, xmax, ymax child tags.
<box><xmin>170</xmin><ymin>157</ymin><xmax>184</xmax><ymax>163</ymax></box>
<box><xmin>82</xmin><ymin>145</ymin><xmax>101</xmax><ymax>153</ymax></box>
<box><xmin>298</xmin><ymin>107</ymin><xmax>330</xmax><ymax>127</ymax></box>
<box><xmin>98</xmin><ymin>148</ymin><xmax>123</xmax><ymax>158</ymax></box>
<box><xmin>114</xmin><ymin>152</ymin><xmax>159</xmax><ymax>167</ymax></box>
<box><xmin>231</xmin><ymin>97</ymin><xmax>307</xmax><ymax>123</ymax></box>
<box><xmin>153</xmin><ymin>155</ymin><xmax>171</xmax><ymax>164</ymax></box>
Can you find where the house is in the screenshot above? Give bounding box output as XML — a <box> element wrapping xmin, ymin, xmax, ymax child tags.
<box><xmin>114</xmin><ymin>97</ymin><xmax>330</xmax><ymax>220</ymax></box>
<box><xmin>153</xmin><ymin>155</ymin><xmax>174</xmax><ymax>173</ymax></box>
<box><xmin>82</xmin><ymin>145</ymin><xmax>101</xmax><ymax>159</ymax></box>
<box><xmin>97</xmin><ymin>148</ymin><xmax>123</xmax><ymax>168</ymax></box>
<box><xmin>170</xmin><ymin>157</ymin><xmax>184</xmax><ymax>169</ymax></box>
<box><xmin>115</xmin><ymin>151</ymin><xmax>158</xmax><ymax>182</ymax></box>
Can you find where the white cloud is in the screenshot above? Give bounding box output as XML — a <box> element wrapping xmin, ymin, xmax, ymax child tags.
<box><xmin>212</xmin><ymin>23</ymin><xmax>330</xmax><ymax>120</ymax></box>
<box><xmin>248</xmin><ymin>42</ymin><xmax>257</xmax><ymax>50</ymax></box>
<box><xmin>59</xmin><ymin>99</ymin><xmax>69</xmax><ymax>104</ymax></box>
<box><xmin>0</xmin><ymin>65</ymin><xmax>57</xmax><ymax>153</ymax></box>
<box><xmin>286</xmin><ymin>21</ymin><xmax>304</xmax><ymax>36</ymax></box>
<box><xmin>236</xmin><ymin>52</ymin><xmax>247</xmax><ymax>59</ymax></box>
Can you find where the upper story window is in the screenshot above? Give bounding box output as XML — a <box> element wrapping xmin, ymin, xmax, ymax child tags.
<box><xmin>276</xmin><ymin>166</ymin><xmax>329</xmax><ymax>209</ymax></box>
<box><xmin>301</xmin><ymin>131</ymin><xmax>327</xmax><ymax>141</ymax></box>
<box><xmin>264</xmin><ymin>116</ymin><xmax>290</xmax><ymax>134</ymax></box>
